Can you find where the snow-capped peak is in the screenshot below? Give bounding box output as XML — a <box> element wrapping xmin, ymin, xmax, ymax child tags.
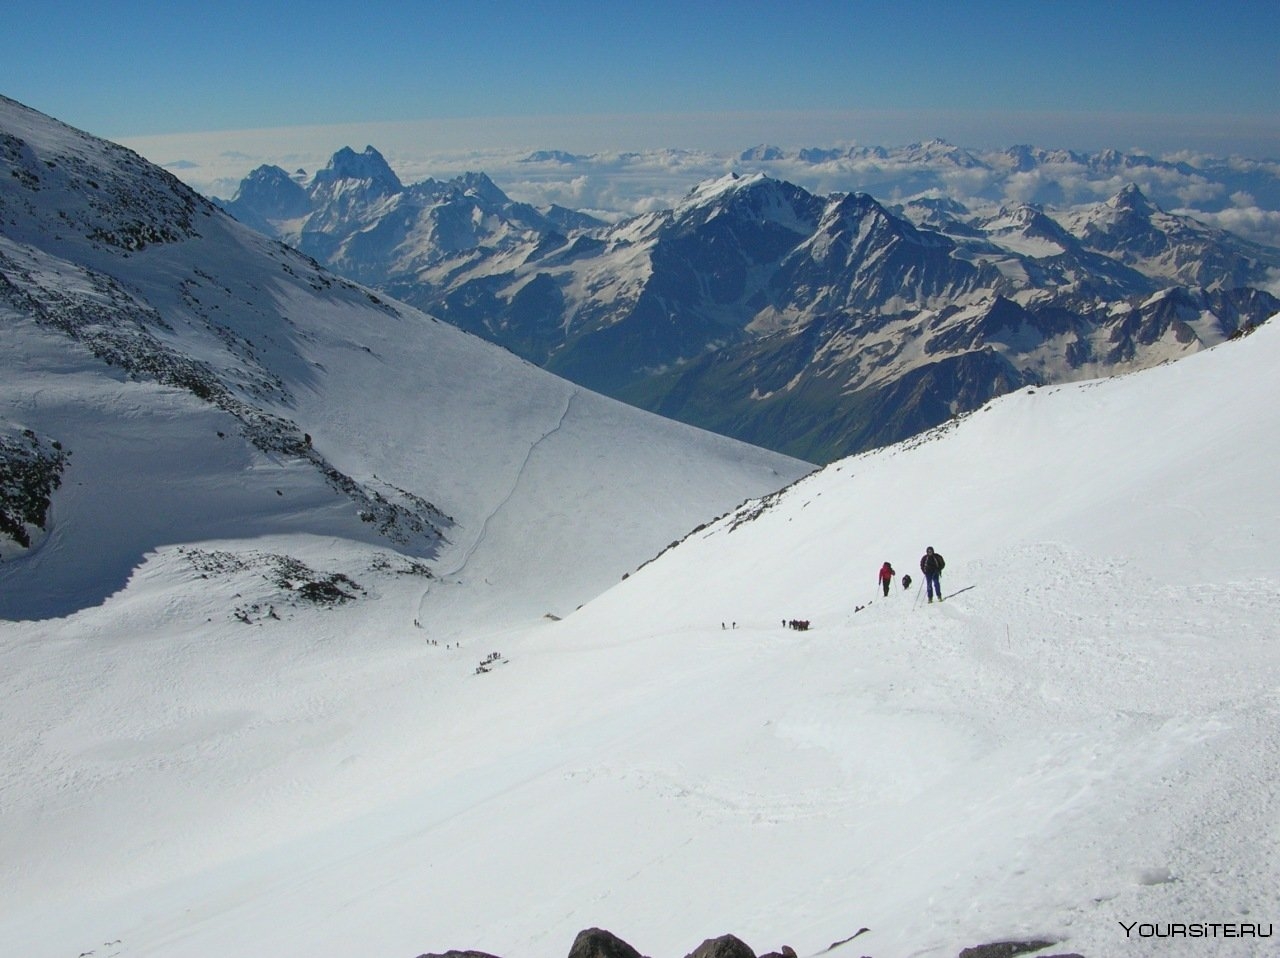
<box><xmin>453</xmin><ymin>170</ymin><xmax>510</xmax><ymax>205</ymax></box>
<box><xmin>310</xmin><ymin>144</ymin><xmax>402</xmax><ymax>194</ymax></box>
<box><xmin>675</xmin><ymin>170</ymin><xmax>770</xmax><ymax>211</ymax></box>
<box><xmin>1107</xmin><ymin>182</ymin><xmax>1158</xmax><ymax>216</ymax></box>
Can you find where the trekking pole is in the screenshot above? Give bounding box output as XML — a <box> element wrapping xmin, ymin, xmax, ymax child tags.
<box><xmin>912</xmin><ymin>578</ymin><xmax>924</xmax><ymax>610</ymax></box>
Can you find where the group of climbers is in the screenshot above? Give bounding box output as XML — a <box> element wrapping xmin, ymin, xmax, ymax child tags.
<box><xmin>877</xmin><ymin>546</ymin><xmax>946</xmax><ymax>603</ymax></box>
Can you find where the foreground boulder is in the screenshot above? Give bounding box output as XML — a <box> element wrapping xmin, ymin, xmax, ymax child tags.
<box><xmin>684</xmin><ymin>936</ymin><xmax>757</xmax><ymax>958</ymax></box>
<box><xmin>415</xmin><ymin>928</ymin><xmax>1083</xmax><ymax>958</ymax></box>
<box><xmin>569</xmin><ymin>928</ymin><xmax>649</xmax><ymax>958</ymax></box>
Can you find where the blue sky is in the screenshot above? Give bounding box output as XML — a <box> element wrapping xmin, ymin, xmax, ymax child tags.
<box><xmin>5</xmin><ymin>0</ymin><xmax>1280</xmax><ymax>156</ymax></box>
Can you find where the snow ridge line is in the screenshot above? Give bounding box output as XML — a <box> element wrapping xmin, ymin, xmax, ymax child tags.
<box><xmin>415</xmin><ymin>387</ymin><xmax>577</xmax><ymax>619</ymax></box>
<box><xmin>448</xmin><ymin>386</ymin><xmax>577</xmax><ymax>578</ymax></box>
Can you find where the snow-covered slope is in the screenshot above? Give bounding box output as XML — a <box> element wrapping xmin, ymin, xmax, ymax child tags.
<box><xmin>0</xmin><ymin>94</ymin><xmax>809</xmax><ymax>625</ymax></box>
<box><xmin>547</xmin><ymin>320</ymin><xmax>1280</xmax><ymax>958</ymax></box>
<box><xmin>2</xmin><ymin>182</ymin><xmax>1276</xmax><ymax>958</ymax></box>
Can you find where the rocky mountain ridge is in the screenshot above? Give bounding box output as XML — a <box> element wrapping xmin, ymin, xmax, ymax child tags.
<box><xmin>223</xmin><ymin>148</ymin><xmax>1280</xmax><ymax>461</ymax></box>
<box><xmin>0</xmin><ymin>109</ymin><xmax>451</xmax><ymax>559</ymax></box>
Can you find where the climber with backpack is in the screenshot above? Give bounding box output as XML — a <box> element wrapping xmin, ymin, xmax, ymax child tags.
<box><xmin>919</xmin><ymin>546</ymin><xmax>946</xmax><ymax>603</ymax></box>
<box><xmin>877</xmin><ymin>561</ymin><xmax>895</xmax><ymax>597</ymax></box>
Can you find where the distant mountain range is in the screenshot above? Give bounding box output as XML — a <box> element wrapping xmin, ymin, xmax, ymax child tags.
<box><xmin>222</xmin><ymin>147</ymin><xmax>1280</xmax><ymax>462</ymax></box>
<box><xmin>741</xmin><ymin>139</ymin><xmax>1280</xmax><ymax>219</ymax></box>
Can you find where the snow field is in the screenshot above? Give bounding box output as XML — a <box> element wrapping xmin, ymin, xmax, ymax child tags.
<box><xmin>3</xmin><ymin>327</ymin><xmax>1278</xmax><ymax>958</ymax></box>
<box><xmin>2</xmin><ymin>95</ymin><xmax>1279</xmax><ymax>958</ymax></box>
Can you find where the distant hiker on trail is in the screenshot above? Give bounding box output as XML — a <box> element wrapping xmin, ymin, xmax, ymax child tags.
<box><xmin>878</xmin><ymin>561</ymin><xmax>895</xmax><ymax>597</ymax></box>
<box><xmin>902</xmin><ymin>573</ymin><xmax>912</xmax><ymax>591</ymax></box>
<box><xmin>920</xmin><ymin>546</ymin><xmax>945</xmax><ymax>603</ymax></box>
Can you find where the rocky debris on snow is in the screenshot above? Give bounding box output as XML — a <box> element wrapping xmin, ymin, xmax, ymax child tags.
<box><xmin>1</xmin><ymin>115</ymin><xmax>452</xmax><ymax>556</ymax></box>
<box><xmin>180</xmin><ymin>547</ymin><xmax>366</xmax><ymax>619</ymax></box>
<box><xmin>294</xmin><ymin>573</ymin><xmax>361</xmax><ymax>605</ymax></box>
<box><xmin>0</xmin><ymin>244</ymin><xmax>452</xmax><ymax>551</ymax></box>
<box><xmin>184</xmin><ymin>546</ymin><xmax>430</xmax><ymax>584</ymax></box>
<box><xmin>368</xmin><ymin>553</ymin><xmax>434</xmax><ymax>577</ymax></box>
<box><xmin>1</xmin><ymin>123</ymin><xmax>207</xmax><ymax>253</ymax></box>
<box><xmin>232</xmin><ymin>602</ymin><xmax>280</xmax><ymax>624</ymax></box>
<box><xmin>958</xmin><ymin>940</ymin><xmax>1080</xmax><ymax>958</ymax></box>
<box><xmin>413</xmin><ymin>928</ymin><xmax>1083</xmax><ymax>958</ymax></box>
<box><xmin>0</xmin><ymin>243</ymin><xmax>288</xmax><ymax>405</ymax></box>
<box><xmin>0</xmin><ymin>423</ymin><xmax>67</xmax><ymax>553</ymax></box>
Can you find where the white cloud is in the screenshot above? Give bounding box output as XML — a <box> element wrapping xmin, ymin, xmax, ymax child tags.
<box><xmin>1188</xmin><ymin>206</ymin><xmax>1280</xmax><ymax>249</ymax></box>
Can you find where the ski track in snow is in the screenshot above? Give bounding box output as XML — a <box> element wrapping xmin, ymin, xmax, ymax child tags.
<box><xmin>416</xmin><ymin>386</ymin><xmax>578</xmax><ymax>619</ymax></box>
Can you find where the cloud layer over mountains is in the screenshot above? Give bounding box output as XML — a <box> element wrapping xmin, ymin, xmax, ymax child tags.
<box><xmin>135</xmin><ymin>129</ymin><xmax>1280</xmax><ymax>251</ymax></box>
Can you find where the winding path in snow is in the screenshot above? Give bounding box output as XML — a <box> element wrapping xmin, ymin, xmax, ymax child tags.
<box><xmin>414</xmin><ymin>386</ymin><xmax>578</xmax><ymax>624</ymax></box>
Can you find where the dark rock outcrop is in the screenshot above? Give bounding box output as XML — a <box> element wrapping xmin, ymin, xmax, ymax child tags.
<box><xmin>683</xmin><ymin>935</ymin><xmax>757</xmax><ymax>958</ymax></box>
<box><xmin>411</xmin><ymin>927</ymin><xmax>1086</xmax><ymax>958</ymax></box>
<box><xmin>958</xmin><ymin>941</ymin><xmax>1081</xmax><ymax>958</ymax></box>
<box><xmin>568</xmin><ymin>927</ymin><xmax>650</xmax><ymax>958</ymax></box>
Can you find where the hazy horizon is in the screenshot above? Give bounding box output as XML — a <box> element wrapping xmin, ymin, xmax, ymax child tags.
<box><xmin>9</xmin><ymin>0</ymin><xmax>1278</xmax><ymax>169</ymax></box>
